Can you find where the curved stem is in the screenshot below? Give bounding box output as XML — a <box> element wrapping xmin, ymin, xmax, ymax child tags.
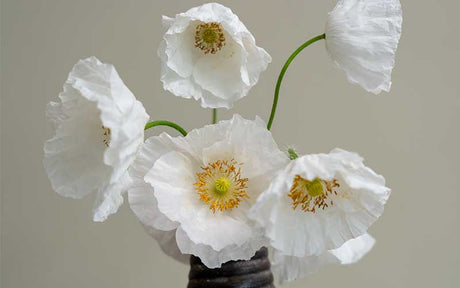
<box><xmin>267</xmin><ymin>33</ymin><xmax>326</xmax><ymax>130</ymax></box>
<box><xmin>212</xmin><ymin>108</ymin><xmax>217</xmax><ymax>124</ymax></box>
<box><xmin>144</xmin><ymin>120</ymin><xmax>187</xmax><ymax>136</ymax></box>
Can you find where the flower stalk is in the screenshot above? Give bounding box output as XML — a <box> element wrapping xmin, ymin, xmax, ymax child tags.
<box><xmin>144</xmin><ymin>120</ymin><xmax>188</xmax><ymax>136</ymax></box>
<box><xmin>267</xmin><ymin>33</ymin><xmax>326</xmax><ymax>130</ymax></box>
<box><xmin>212</xmin><ymin>109</ymin><xmax>218</xmax><ymax>124</ymax></box>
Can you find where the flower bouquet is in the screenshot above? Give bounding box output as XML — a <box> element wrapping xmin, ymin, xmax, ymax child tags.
<box><xmin>43</xmin><ymin>1</ymin><xmax>402</xmax><ymax>286</ymax></box>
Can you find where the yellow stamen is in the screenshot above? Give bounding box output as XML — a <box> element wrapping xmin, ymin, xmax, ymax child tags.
<box><xmin>194</xmin><ymin>159</ymin><xmax>249</xmax><ymax>213</ymax></box>
<box><xmin>195</xmin><ymin>22</ymin><xmax>226</xmax><ymax>54</ymax></box>
<box><xmin>287</xmin><ymin>175</ymin><xmax>340</xmax><ymax>213</ymax></box>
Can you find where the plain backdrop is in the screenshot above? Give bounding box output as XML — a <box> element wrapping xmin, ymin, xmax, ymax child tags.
<box><xmin>1</xmin><ymin>0</ymin><xmax>459</xmax><ymax>287</ymax></box>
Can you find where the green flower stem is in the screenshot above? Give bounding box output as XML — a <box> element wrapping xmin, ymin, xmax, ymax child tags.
<box><xmin>144</xmin><ymin>120</ymin><xmax>187</xmax><ymax>136</ymax></box>
<box><xmin>212</xmin><ymin>108</ymin><xmax>217</xmax><ymax>124</ymax></box>
<box><xmin>267</xmin><ymin>33</ymin><xmax>326</xmax><ymax>130</ymax></box>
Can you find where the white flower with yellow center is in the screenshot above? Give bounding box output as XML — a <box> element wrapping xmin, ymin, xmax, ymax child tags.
<box><xmin>273</xmin><ymin>234</ymin><xmax>376</xmax><ymax>283</ymax></box>
<box><xmin>158</xmin><ymin>3</ymin><xmax>272</xmax><ymax>109</ymax></box>
<box><xmin>249</xmin><ymin>148</ymin><xmax>390</xmax><ymax>258</ymax></box>
<box><xmin>128</xmin><ymin>115</ymin><xmax>288</xmax><ymax>268</ymax></box>
<box><xmin>325</xmin><ymin>0</ymin><xmax>403</xmax><ymax>94</ymax></box>
<box><xmin>43</xmin><ymin>57</ymin><xmax>149</xmax><ymax>222</ymax></box>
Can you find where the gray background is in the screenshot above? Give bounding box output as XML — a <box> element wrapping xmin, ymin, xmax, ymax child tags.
<box><xmin>1</xmin><ymin>0</ymin><xmax>459</xmax><ymax>287</ymax></box>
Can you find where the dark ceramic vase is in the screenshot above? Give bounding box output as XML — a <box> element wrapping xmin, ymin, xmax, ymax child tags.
<box><xmin>187</xmin><ymin>247</ymin><xmax>275</xmax><ymax>288</ymax></box>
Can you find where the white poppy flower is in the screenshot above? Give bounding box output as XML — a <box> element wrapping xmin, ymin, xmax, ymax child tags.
<box><xmin>128</xmin><ymin>115</ymin><xmax>288</xmax><ymax>267</ymax></box>
<box><xmin>325</xmin><ymin>0</ymin><xmax>403</xmax><ymax>94</ymax></box>
<box><xmin>158</xmin><ymin>3</ymin><xmax>272</xmax><ymax>109</ymax></box>
<box><xmin>44</xmin><ymin>57</ymin><xmax>149</xmax><ymax>222</ymax></box>
<box><xmin>249</xmin><ymin>148</ymin><xmax>390</xmax><ymax>258</ymax></box>
<box><xmin>273</xmin><ymin>234</ymin><xmax>375</xmax><ymax>283</ymax></box>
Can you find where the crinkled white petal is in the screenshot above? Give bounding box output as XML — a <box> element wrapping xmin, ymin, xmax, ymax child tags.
<box><xmin>158</xmin><ymin>41</ymin><xmax>233</xmax><ymax>109</ymax></box>
<box><xmin>273</xmin><ymin>234</ymin><xmax>375</xmax><ymax>284</ymax></box>
<box><xmin>128</xmin><ymin>115</ymin><xmax>287</xmax><ymax>267</ymax></box>
<box><xmin>192</xmin><ymin>35</ymin><xmax>246</xmax><ymax>103</ymax></box>
<box><xmin>158</xmin><ymin>3</ymin><xmax>271</xmax><ymax>109</ymax></box>
<box><xmin>249</xmin><ymin>149</ymin><xmax>390</xmax><ymax>257</ymax></box>
<box><xmin>330</xmin><ymin>233</ymin><xmax>375</xmax><ymax>264</ymax></box>
<box><xmin>44</xmin><ymin>56</ymin><xmax>149</xmax><ymax>221</ymax></box>
<box><xmin>128</xmin><ymin>133</ymin><xmax>189</xmax><ymax>231</ymax></box>
<box><xmin>325</xmin><ymin>0</ymin><xmax>402</xmax><ymax>94</ymax></box>
<box><xmin>176</xmin><ymin>226</ymin><xmax>268</xmax><ymax>268</ymax></box>
<box><xmin>136</xmin><ymin>223</ymin><xmax>267</xmax><ymax>268</ymax></box>
<box><xmin>93</xmin><ymin>171</ymin><xmax>131</xmax><ymax>222</ymax></box>
<box><xmin>184</xmin><ymin>115</ymin><xmax>286</xmax><ymax>180</ymax></box>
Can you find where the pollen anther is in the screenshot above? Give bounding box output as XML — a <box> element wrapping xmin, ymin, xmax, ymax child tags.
<box><xmin>102</xmin><ymin>126</ymin><xmax>111</xmax><ymax>147</ymax></box>
<box><xmin>288</xmin><ymin>175</ymin><xmax>340</xmax><ymax>213</ymax></box>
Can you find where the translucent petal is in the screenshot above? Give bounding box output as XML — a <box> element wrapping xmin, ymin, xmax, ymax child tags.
<box><xmin>325</xmin><ymin>0</ymin><xmax>402</xmax><ymax>94</ymax></box>
<box><xmin>44</xmin><ymin>57</ymin><xmax>149</xmax><ymax>221</ymax></box>
<box><xmin>273</xmin><ymin>234</ymin><xmax>376</xmax><ymax>283</ymax></box>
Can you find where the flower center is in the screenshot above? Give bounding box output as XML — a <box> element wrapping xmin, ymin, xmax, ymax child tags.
<box><xmin>195</xmin><ymin>22</ymin><xmax>226</xmax><ymax>54</ymax></box>
<box><xmin>287</xmin><ymin>175</ymin><xmax>340</xmax><ymax>213</ymax></box>
<box><xmin>194</xmin><ymin>159</ymin><xmax>249</xmax><ymax>213</ymax></box>
<box><xmin>102</xmin><ymin>126</ymin><xmax>111</xmax><ymax>147</ymax></box>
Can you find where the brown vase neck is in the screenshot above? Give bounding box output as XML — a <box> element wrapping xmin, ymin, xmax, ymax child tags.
<box><xmin>187</xmin><ymin>247</ymin><xmax>275</xmax><ymax>288</ymax></box>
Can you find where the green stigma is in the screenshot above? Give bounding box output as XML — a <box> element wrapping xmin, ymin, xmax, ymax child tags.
<box><xmin>305</xmin><ymin>178</ymin><xmax>323</xmax><ymax>197</ymax></box>
<box><xmin>214</xmin><ymin>177</ymin><xmax>231</xmax><ymax>195</ymax></box>
<box><xmin>202</xmin><ymin>28</ymin><xmax>219</xmax><ymax>44</ymax></box>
